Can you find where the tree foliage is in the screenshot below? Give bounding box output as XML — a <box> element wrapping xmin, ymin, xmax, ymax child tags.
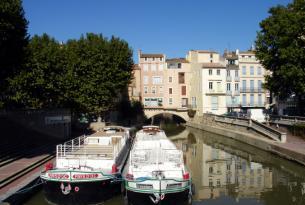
<box><xmin>255</xmin><ymin>0</ymin><xmax>305</xmax><ymax>114</ymax></box>
<box><xmin>9</xmin><ymin>33</ymin><xmax>133</xmax><ymax>116</ymax></box>
<box><xmin>0</xmin><ymin>0</ymin><xmax>29</xmax><ymax>106</ymax></box>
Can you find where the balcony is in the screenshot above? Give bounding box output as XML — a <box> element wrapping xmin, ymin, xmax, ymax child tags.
<box><xmin>234</xmin><ymin>90</ymin><xmax>240</xmax><ymax>96</ymax></box>
<box><xmin>226</xmin><ymin>90</ymin><xmax>232</xmax><ymax>95</ymax></box>
<box><xmin>226</xmin><ymin>103</ymin><xmax>241</xmax><ymax>108</ymax></box>
<box><xmin>226</xmin><ymin>76</ymin><xmax>232</xmax><ymax>82</ymax></box>
<box><xmin>240</xmin><ymin>88</ymin><xmax>264</xmax><ymax>93</ymax></box>
<box><xmin>207</xmin><ymin>89</ymin><xmax>225</xmax><ymax>95</ymax></box>
<box><xmin>234</xmin><ymin>76</ymin><xmax>240</xmax><ymax>82</ymax></box>
<box><xmin>241</xmin><ymin>102</ymin><xmax>266</xmax><ymax>107</ymax></box>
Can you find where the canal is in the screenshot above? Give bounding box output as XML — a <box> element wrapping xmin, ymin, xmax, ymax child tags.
<box><xmin>24</xmin><ymin>126</ymin><xmax>305</xmax><ymax>205</ymax></box>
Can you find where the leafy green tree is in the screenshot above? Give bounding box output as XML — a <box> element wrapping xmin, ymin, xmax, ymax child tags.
<box><xmin>0</xmin><ymin>0</ymin><xmax>29</xmax><ymax>107</ymax></box>
<box><xmin>255</xmin><ymin>0</ymin><xmax>305</xmax><ymax>115</ymax></box>
<box><xmin>64</xmin><ymin>33</ymin><xmax>133</xmax><ymax>118</ymax></box>
<box><xmin>9</xmin><ymin>34</ymin><xmax>64</xmax><ymax>108</ymax></box>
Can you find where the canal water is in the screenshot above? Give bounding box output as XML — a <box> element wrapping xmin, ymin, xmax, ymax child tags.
<box><xmin>25</xmin><ymin>126</ymin><xmax>305</xmax><ymax>205</ymax></box>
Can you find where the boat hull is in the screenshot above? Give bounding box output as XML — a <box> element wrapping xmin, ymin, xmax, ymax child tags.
<box><xmin>42</xmin><ymin>179</ymin><xmax>120</xmax><ymax>205</ymax></box>
<box><xmin>126</xmin><ymin>189</ymin><xmax>191</xmax><ymax>205</ymax></box>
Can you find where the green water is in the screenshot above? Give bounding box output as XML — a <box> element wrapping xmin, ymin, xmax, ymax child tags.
<box><xmin>25</xmin><ymin>126</ymin><xmax>305</xmax><ymax>205</ymax></box>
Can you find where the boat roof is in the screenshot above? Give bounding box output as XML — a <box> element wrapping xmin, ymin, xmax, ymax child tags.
<box><xmin>89</xmin><ymin>126</ymin><xmax>127</xmax><ymax>137</ymax></box>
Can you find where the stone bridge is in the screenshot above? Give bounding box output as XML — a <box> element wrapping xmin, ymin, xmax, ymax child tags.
<box><xmin>144</xmin><ymin>108</ymin><xmax>189</xmax><ymax>122</ymax></box>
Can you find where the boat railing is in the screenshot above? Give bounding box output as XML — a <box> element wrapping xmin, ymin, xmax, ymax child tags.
<box><xmin>56</xmin><ymin>135</ymin><xmax>114</xmax><ymax>160</ymax></box>
<box><xmin>131</xmin><ymin>148</ymin><xmax>183</xmax><ymax>165</ymax></box>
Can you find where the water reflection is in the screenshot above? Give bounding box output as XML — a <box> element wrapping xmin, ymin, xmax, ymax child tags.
<box><xmin>25</xmin><ymin>126</ymin><xmax>305</xmax><ymax>205</ymax></box>
<box><xmin>172</xmin><ymin>127</ymin><xmax>305</xmax><ymax>205</ymax></box>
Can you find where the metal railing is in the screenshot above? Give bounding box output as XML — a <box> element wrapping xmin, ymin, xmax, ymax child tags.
<box><xmin>56</xmin><ymin>135</ymin><xmax>114</xmax><ymax>160</ymax></box>
<box><xmin>240</xmin><ymin>88</ymin><xmax>264</xmax><ymax>93</ymax></box>
<box><xmin>214</xmin><ymin>115</ymin><xmax>286</xmax><ymax>142</ymax></box>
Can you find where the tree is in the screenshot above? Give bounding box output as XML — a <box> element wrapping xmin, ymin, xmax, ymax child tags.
<box><xmin>10</xmin><ymin>33</ymin><xmax>134</xmax><ymax>119</ymax></box>
<box><xmin>64</xmin><ymin>33</ymin><xmax>133</xmax><ymax>117</ymax></box>
<box><xmin>0</xmin><ymin>0</ymin><xmax>29</xmax><ymax>107</ymax></box>
<box><xmin>9</xmin><ymin>34</ymin><xmax>65</xmax><ymax>108</ymax></box>
<box><xmin>255</xmin><ymin>0</ymin><xmax>305</xmax><ymax>115</ymax></box>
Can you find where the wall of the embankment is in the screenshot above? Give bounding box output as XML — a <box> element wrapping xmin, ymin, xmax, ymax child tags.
<box><xmin>186</xmin><ymin>116</ymin><xmax>305</xmax><ymax>166</ymax></box>
<box><xmin>0</xmin><ymin>109</ymin><xmax>71</xmax><ymax>140</ymax></box>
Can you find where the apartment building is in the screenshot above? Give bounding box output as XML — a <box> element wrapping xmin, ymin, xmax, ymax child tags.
<box><xmin>164</xmin><ymin>58</ymin><xmax>191</xmax><ymax>109</ymax></box>
<box><xmin>138</xmin><ymin>51</ymin><xmax>166</xmax><ymax>108</ymax></box>
<box><xmin>187</xmin><ymin>50</ymin><xmax>227</xmax><ymax>115</ymax></box>
<box><xmin>224</xmin><ymin>51</ymin><xmax>240</xmax><ymax>112</ymax></box>
<box><xmin>238</xmin><ymin>50</ymin><xmax>268</xmax><ymax>111</ymax></box>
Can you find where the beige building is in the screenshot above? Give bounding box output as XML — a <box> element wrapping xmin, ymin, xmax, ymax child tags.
<box><xmin>224</xmin><ymin>51</ymin><xmax>240</xmax><ymax>111</ymax></box>
<box><xmin>138</xmin><ymin>51</ymin><xmax>166</xmax><ymax>108</ymax></box>
<box><xmin>164</xmin><ymin>58</ymin><xmax>191</xmax><ymax>109</ymax></box>
<box><xmin>187</xmin><ymin>50</ymin><xmax>227</xmax><ymax>115</ymax></box>
<box><xmin>138</xmin><ymin>50</ymin><xmax>192</xmax><ymax>111</ymax></box>
<box><xmin>238</xmin><ymin>50</ymin><xmax>268</xmax><ymax>110</ymax></box>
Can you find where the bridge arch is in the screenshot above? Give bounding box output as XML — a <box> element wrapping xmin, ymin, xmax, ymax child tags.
<box><xmin>144</xmin><ymin>108</ymin><xmax>189</xmax><ymax>122</ymax></box>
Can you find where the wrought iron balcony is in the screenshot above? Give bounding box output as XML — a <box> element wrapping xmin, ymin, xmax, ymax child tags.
<box><xmin>240</xmin><ymin>88</ymin><xmax>264</xmax><ymax>93</ymax></box>
<box><xmin>226</xmin><ymin>76</ymin><xmax>232</xmax><ymax>81</ymax></box>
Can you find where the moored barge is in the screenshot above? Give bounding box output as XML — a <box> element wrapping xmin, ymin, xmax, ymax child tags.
<box><xmin>40</xmin><ymin>126</ymin><xmax>131</xmax><ymax>205</ymax></box>
<box><xmin>123</xmin><ymin>126</ymin><xmax>192</xmax><ymax>205</ymax></box>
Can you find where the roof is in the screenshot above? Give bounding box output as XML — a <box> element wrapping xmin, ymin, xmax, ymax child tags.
<box><xmin>239</xmin><ymin>50</ymin><xmax>255</xmax><ymax>55</ymax></box>
<box><xmin>140</xmin><ymin>53</ymin><xmax>164</xmax><ymax>58</ymax></box>
<box><xmin>191</xmin><ymin>50</ymin><xmax>218</xmax><ymax>54</ymax></box>
<box><xmin>201</xmin><ymin>63</ymin><xmax>226</xmax><ymax>68</ymax></box>
<box><xmin>224</xmin><ymin>52</ymin><xmax>238</xmax><ymax>60</ymax></box>
<box><xmin>166</xmin><ymin>58</ymin><xmax>189</xmax><ymax>63</ymax></box>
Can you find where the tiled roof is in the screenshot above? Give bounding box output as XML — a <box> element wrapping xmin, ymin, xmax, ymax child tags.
<box><xmin>140</xmin><ymin>54</ymin><xmax>164</xmax><ymax>58</ymax></box>
<box><xmin>192</xmin><ymin>50</ymin><xmax>218</xmax><ymax>54</ymax></box>
<box><xmin>201</xmin><ymin>63</ymin><xmax>226</xmax><ymax>68</ymax></box>
<box><xmin>166</xmin><ymin>58</ymin><xmax>189</xmax><ymax>63</ymax></box>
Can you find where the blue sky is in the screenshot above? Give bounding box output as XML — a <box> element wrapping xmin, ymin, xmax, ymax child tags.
<box><xmin>23</xmin><ymin>0</ymin><xmax>291</xmax><ymax>62</ymax></box>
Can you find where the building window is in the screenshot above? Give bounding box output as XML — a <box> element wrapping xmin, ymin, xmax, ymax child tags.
<box><xmin>209</xmin><ymin>179</ymin><xmax>213</xmax><ymax>187</ymax></box>
<box><xmin>209</xmin><ymin>69</ymin><xmax>212</xmax><ymax>75</ymax></box>
<box><xmin>169</xmin><ymin>76</ymin><xmax>172</xmax><ymax>83</ymax></box>
<box><xmin>242</xmin><ymin>94</ymin><xmax>246</xmax><ymax>106</ymax></box>
<box><xmin>159</xmin><ymin>64</ymin><xmax>164</xmax><ymax>71</ymax></box>
<box><xmin>178</xmin><ymin>63</ymin><xmax>181</xmax><ymax>68</ymax></box>
<box><xmin>151</xmin><ymin>64</ymin><xmax>156</xmax><ymax>71</ymax></box>
<box><xmin>235</xmin><ymin>70</ymin><xmax>238</xmax><ymax>77</ymax></box>
<box><xmin>250</xmin><ymin>80</ymin><xmax>254</xmax><ymax>92</ymax></box>
<box><xmin>178</xmin><ymin>72</ymin><xmax>185</xmax><ymax>84</ymax></box>
<box><xmin>250</xmin><ymin>94</ymin><xmax>254</xmax><ymax>106</ymax></box>
<box><xmin>143</xmin><ymin>76</ymin><xmax>149</xmax><ymax>84</ymax></box>
<box><xmin>227</xmin><ymin>83</ymin><xmax>231</xmax><ymax>91</ymax></box>
<box><xmin>181</xmin><ymin>98</ymin><xmax>188</xmax><ymax>107</ymax></box>
<box><xmin>181</xmin><ymin>86</ymin><xmax>186</xmax><ymax>95</ymax></box>
<box><xmin>210</xmin><ymin>53</ymin><xmax>213</xmax><ymax>58</ymax></box>
<box><xmin>152</xmin><ymin>76</ymin><xmax>162</xmax><ymax>84</ymax></box>
<box><xmin>209</xmin><ymin>166</ymin><xmax>213</xmax><ymax>174</ymax></box>
<box><xmin>258</xmin><ymin>80</ymin><xmax>262</xmax><ymax>92</ymax></box>
<box><xmin>235</xmin><ymin>83</ymin><xmax>239</xmax><ymax>91</ymax></box>
<box><xmin>144</xmin><ymin>86</ymin><xmax>148</xmax><ymax>94</ymax></box>
<box><xmin>217</xmin><ymin>69</ymin><xmax>220</xmax><ymax>75</ymax></box>
<box><xmin>169</xmin><ymin>98</ymin><xmax>173</xmax><ymax>105</ymax></box>
<box><xmin>227</xmin><ymin>70</ymin><xmax>230</xmax><ymax>77</ymax></box>
<box><xmin>217</xmin><ymin>82</ymin><xmax>221</xmax><ymax>92</ymax></box>
<box><xmin>143</xmin><ymin>64</ymin><xmax>148</xmax><ymax>71</ymax></box>
<box><xmin>217</xmin><ymin>179</ymin><xmax>221</xmax><ymax>187</ymax></box>
<box><xmin>257</xmin><ymin>67</ymin><xmax>262</xmax><ymax>75</ymax></box>
<box><xmin>192</xmin><ymin>97</ymin><xmax>197</xmax><ymax>108</ymax></box>
<box><xmin>209</xmin><ymin>82</ymin><xmax>213</xmax><ymax>90</ymax></box>
<box><xmin>151</xmin><ymin>86</ymin><xmax>156</xmax><ymax>94</ymax></box>
<box><xmin>242</xmin><ymin>80</ymin><xmax>246</xmax><ymax>91</ymax></box>
<box><xmin>250</xmin><ymin>66</ymin><xmax>254</xmax><ymax>75</ymax></box>
<box><xmin>211</xmin><ymin>96</ymin><xmax>218</xmax><ymax>110</ymax></box>
<box><xmin>242</xmin><ymin>66</ymin><xmax>246</xmax><ymax>75</ymax></box>
<box><xmin>258</xmin><ymin>94</ymin><xmax>262</xmax><ymax>106</ymax></box>
<box><xmin>144</xmin><ymin>57</ymin><xmax>147</xmax><ymax>61</ymax></box>
<box><xmin>160</xmin><ymin>57</ymin><xmax>162</xmax><ymax>61</ymax></box>
<box><xmin>169</xmin><ymin>88</ymin><xmax>173</xmax><ymax>94</ymax></box>
<box><xmin>159</xmin><ymin>86</ymin><xmax>163</xmax><ymax>94</ymax></box>
<box><xmin>152</xmin><ymin>57</ymin><xmax>155</xmax><ymax>61</ymax></box>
